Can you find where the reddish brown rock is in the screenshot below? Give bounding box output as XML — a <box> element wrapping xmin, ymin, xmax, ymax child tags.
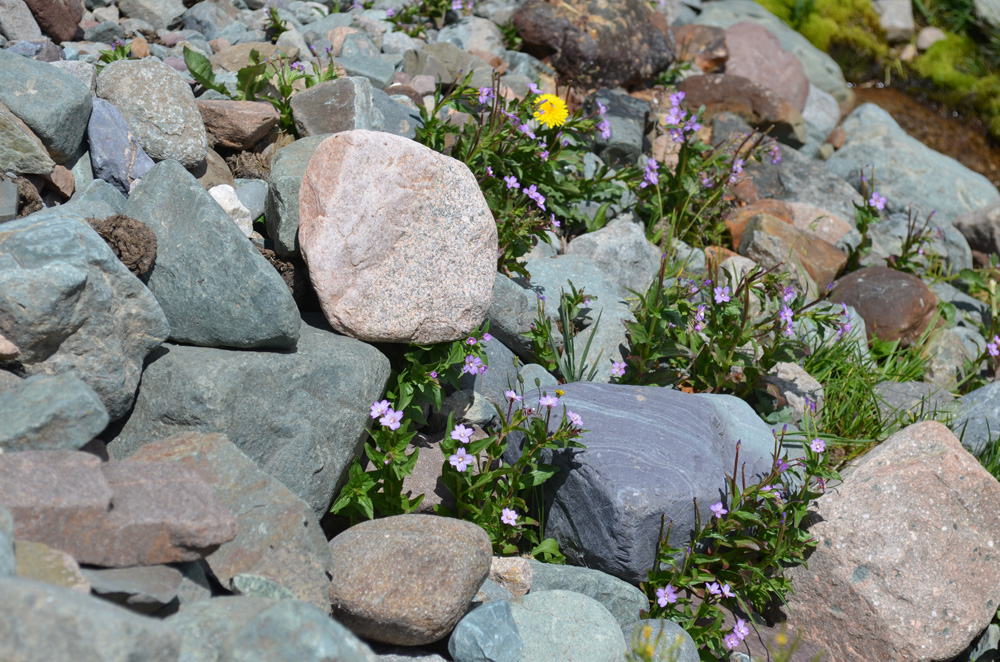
<box><xmin>298</xmin><ymin>130</ymin><xmax>497</xmax><ymax>343</ymax></box>
<box><xmin>678</xmin><ymin>74</ymin><xmax>806</xmax><ymax>147</ymax></box>
<box><xmin>130</xmin><ymin>35</ymin><xmax>150</xmax><ymax>59</ymax></box>
<box><xmin>512</xmin><ymin>0</ymin><xmax>675</xmax><ymax>88</ymax></box>
<box><xmin>671</xmin><ymin>24</ymin><xmax>727</xmax><ymax>73</ymax></box>
<box><xmin>738</xmin><ymin>213</ymin><xmax>847</xmax><ymax>293</ymax></box>
<box><xmin>43</xmin><ymin>164</ymin><xmax>74</xmax><ymax>198</ymax></box>
<box><xmin>490</xmin><ymin>556</ymin><xmax>532</xmax><ymax>597</ymax></box>
<box><xmin>191</xmin><ymin>147</ymin><xmax>234</xmax><ymax>190</ymax></box>
<box><xmin>829</xmin><ymin>266</ymin><xmax>938</xmax><ymax>346</ymax></box>
<box><xmin>724</xmin><ymin>198</ymin><xmax>794</xmax><ymax>249</ymax></box>
<box><xmin>724</xmin><ymin>22</ymin><xmax>809</xmax><ymax>112</ymax></box>
<box><xmin>128</xmin><ymin>432</ymin><xmax>334</xmax><ymax>610</ymax></box>
<box><xmin>784</xmin><ymin>421</ymin><xmax>1000</xmax><ymax>661</ymax></box>
<box><xmin>22</xmin><ymin>0</ymin><xmax>83</xmax><ymax>42</ymax></box>
<box><xmin>196</xmin><ymin>100</ymin><xmax>279</xmax><ymax>151</ymax></box>
<box><xmin>0</xmin><ymin>332</ymin><xmax>18</xmax><ymax>360</ymax></box>
<box><xmin>786</xmin><ymin>201</ymin><xmax>854</xmax><ymax>248</ymax></box>
<box><xmin>0</xmin><ymin>451</ymin><xmax>237</xmax><ymax>567</ymax></box>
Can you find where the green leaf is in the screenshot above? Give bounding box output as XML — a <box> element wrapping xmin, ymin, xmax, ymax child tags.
<box><xmin>183</xmin><ymin>46</ymin><xmax>226</xmax><ymax>95</ymax></box>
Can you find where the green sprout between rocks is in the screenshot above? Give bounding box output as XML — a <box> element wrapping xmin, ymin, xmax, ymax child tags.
<box><xmin>525</xmin><ymin>282</ymin><xmax>603</xmax><ymax>383</ymax></box>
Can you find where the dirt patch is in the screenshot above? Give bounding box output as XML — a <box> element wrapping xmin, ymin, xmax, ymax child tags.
<box><xmin>87</xmin><ymin>214</ymin><xmax>158</xmax><ymax>281</ymax></box>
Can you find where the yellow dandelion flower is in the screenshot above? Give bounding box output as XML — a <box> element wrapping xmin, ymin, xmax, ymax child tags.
<box><xmin>533</xmin><ymin>93</ymin><xmax>569</xmax><ymax>129</ymax></box>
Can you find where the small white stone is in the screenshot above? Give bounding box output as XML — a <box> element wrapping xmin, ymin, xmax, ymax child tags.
<box><xmin>209</xmin><ymin>184</ymin><xmax>254</xmax><ymax>238</ymax></box>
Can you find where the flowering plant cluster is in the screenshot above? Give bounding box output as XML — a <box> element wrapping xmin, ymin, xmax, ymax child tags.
<box><xmin>384</xmin><ymin>0</ymin><xmax>474</xmax><ymax>37</ymax></box>
<box><xmin>644</xmin><ymin>430</ymin><xmax>840</xmax><ymax>656</ymax></box>
<box><xmin>436</xmin><ymin>387</ymin><xmax>586</xmax><ymax>556</ymax></box>
<box><xmin>616</xmin><ymin>255</ymin><xmax>845</xmax><ymax>402</ymax></box>
<box><xmin>330</xmin><ymin>326</ymin><xmax>491</xmax><ymax>523</ymax></box>
<box><xmin>97</xmin><ymin>38</ymin><xmax>132</xmax><ymax>69</ymax></box>
<box><xmin>628</xmin><ymin>90</ymin><xmax>776</xmax><ymax>249</ymax></box>
<box><xmin>414</xmin><ymin>71</ymin><xmax>624</xmax><ymax>277</ymax></box>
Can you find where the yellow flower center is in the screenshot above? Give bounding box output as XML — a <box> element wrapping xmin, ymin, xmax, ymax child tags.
<box><xmin>533</xmin><ymin>93</ymin><xmax>569</xmax><ymax>129</ymax></box>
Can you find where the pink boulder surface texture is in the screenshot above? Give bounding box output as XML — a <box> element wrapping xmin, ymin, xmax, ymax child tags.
<box><xmin>784</xmin><ymin>421</ymin><xmax>1000</xmax><ymax>661</ymax></box>
<box><xmin>298</xmin><ymin>130</ymin><xmax>498</xmax><ymax>344</ymax></box>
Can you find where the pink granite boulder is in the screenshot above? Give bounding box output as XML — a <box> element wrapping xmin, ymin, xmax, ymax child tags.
<box><xmin>784</xmin><ymin>421</ymin><xmax>1000</xmax><ymax>661</ymax></box>
<box><xmin>298</xmin><ymin>130</ymin><xmax>497</xmax><ymax>343</ymax></box>
<box><xmin>724</xmin><ymin>22</ymin><xmax>809</xmax><ymax>112</ymax></box>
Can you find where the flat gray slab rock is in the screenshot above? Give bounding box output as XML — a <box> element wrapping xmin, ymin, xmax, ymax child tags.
<box><xmin>0</xmin><ymin>372</ymin><xmax>109</xmax><ymax>452</ymax></box>
<box><xmin>525</xmin><ymin>559</ymin><xmax>646</xmax><ymax>628</ymax></box>
<box><xmin>264</xmin><ymin>133</ymin><xmax>332</xmax><ymax>258</ymax></box>
<box><xmin>0</xmin><ymin>211</ymin><xmax>169</xmax><ymax>420</ymax></box>
<box><xmin>0</xmin><ymin>48</ymin><xmax>92</xmax><ymax>163</ymax></box>
<box><xmin>508</xmin><ymin>589</ymin><xmax>626</xmax><ymax>662</ymax></box>
<box><xmin>81</xmin><ymin>565</ymin><xmax>184</xmax><ymax>615</ymax></box>
<box><xmin>96</xmin><ymin>59</ymin><xmax>207</xmax><ymax>168</ymax></box>
<box><xmin>0</xmin><ymin>577</ymin><xmax>180</xmax><ymax>661</ymax></box>
<box><xmin>535</xmin><ymin>382</ymin><xmax>776</xmax><ymax>584</ymax></box>
<box><xmin>127</xmin><ymin>432</ymin><xmax>335</xmax><ymax>611</ymax></box>
<box><xmin>125</xmin><ymin>159</ymin><xmax>300</xmax><ymax>349</ymax></box>
<box><xmin>109</xmin><ymin>315</ymin><xmax>390</xmax><ymax>516</ymax></box>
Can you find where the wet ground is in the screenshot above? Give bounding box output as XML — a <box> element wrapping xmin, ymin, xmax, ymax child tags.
<box><xmin>851</xmin><ymin>83</ymin><xmax>1000</xmax><ymax>188</ymax></box>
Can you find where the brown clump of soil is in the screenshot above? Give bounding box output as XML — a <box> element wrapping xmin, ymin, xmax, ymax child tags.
<box><xmin>87</xmin><ymin>214</ymin><xmax>157</xmax><ymax>281</ymax></box>
<box><xmin>13</xmin><ymin>176</ymin><xmax>42</xmax><ymax>218</ymax></box>
<box><xmin>256</xmin><ymin>246</ymin><xmax>320</xmax><ymax>312</ymax></box>
<box><xmin>226</xmin><ymin>150</ymin><xmax>272</xmax><ymax>180</ymax></box>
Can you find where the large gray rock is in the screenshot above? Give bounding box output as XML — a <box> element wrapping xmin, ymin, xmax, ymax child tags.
<box><xmin>290</xmin><ymin>77</ymin><xmax>385</xmax><ymax>137</ymax></box>
<box><xmin>88</xmin><ymin>97</ymin><xmax>156</xmax><ymax>195</ymax></box>
<box><xmin>0</xmin><ymin>0</ymin><xmax>42</xmax><ymax>41</ymax></box>
<box><xmin>0</xmin><ymin>48</ymin><xmax>92</xmax><ymax>163</ymax></box>
<box><xmin>0</xmin><ymin>212</ymin><xmax>169</xmax><ymax>420</ymax></box>
<box><xmin>487</xmin><ymin>272</ymin><xmax>541</xmax><ymax>359</ymax></box>
<box><xmin>0</xmin><ymin>577</ymin><xmax>180</xmax><ymax>661</ymax></box>
<box><xmin>0</xmin><ymin>373</ymin><xmax>109</xmax><ymax>452</ymax></box>
<box><xmin>264</xmin><ymin>134</ymin><xmax>331</xmax><ymax>258</ymax></box>
<box><xmin>868</xmin><ymin>210</ymin><xmax>973</xmax><ymax>273</ymax></box>
<box><xmin>694</xmin><ymin>0</ymin><xmax>850</xmax><ymax>103</ymax></box>
<box><xmin>951</xmin><ymin>382</ymin><xmax>1000</xmax><ymax>455</ymax></box>
<box><xmin>97</xmin><ymin>59</ymin><xmax>208</xmax><ymax>168</ymax></box>
<box><xmin>532</xmin><ymin>382</ymin><xmax>776</xmax><ymax>584</ymax></box>
<box><xmin>127</xmin><ymin>433</ymin><xmax>335</xmax><ymax>610</ymax></box>
<box><xmin>449</xmin><ymin>599</ymin><xmax>523</xmax><ymax>662</ymax></box>
<box><xmin>125</xmin><ymin>159</ymin><xmax>300</xmax><ymax>349</ymax></box>
<box><xmin>525</xmin><ymin>560</ymin><xmax>646</xmax><ymax>628</ymax></box>
<box><xmin>0</xmin><ymin>101</ymin><xmax>56</xmax><ymax>175</ymax></box>
<box><xmin>117</xmin><ymin>0</ymin><xmax>186</xmax><ymax>32</ymax></box>
<box><xmin>508</xmin><ymin>590</ymin><xmax>626</xmax><ymax>662</ymax></box>
<box><xmin>168</xmin><ymin>597</ymin><xmax>276</xmax><ymax>662</ymax></box>
<box><xmin>827</xmin><ymin>104</ymin><xmax>1000</xmax><ymax>228</ymax></box>
<box><xmin>81</xmin><ymin>565</ymin><xmax>184</xmax><ymax>615</ymax></box>
<box><xmin>109</xmin><ymin>315</ymin><xmax>389</xmax><ymax>517</ymax></box>
<box><xmin>622</xmin><ymin>620</ymin><xmax>699</xmax><ymax>662</ymax></box>
<box><xmin>565</xmin><ymin>215</ymin><xmax>661</xmax><ymax>296</ymax></box>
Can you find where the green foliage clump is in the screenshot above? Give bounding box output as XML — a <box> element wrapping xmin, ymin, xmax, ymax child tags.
<box><xmin>912</xmin><ymin>34</ymin><xmax>1000</xmax><ymax>136</ymax></box>
<box><xmin>755</xmin><ymin>0</ymin><xmax>889</xmax><ymax>60</ymax></box>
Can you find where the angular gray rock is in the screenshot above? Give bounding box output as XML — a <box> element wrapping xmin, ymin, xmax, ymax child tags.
<box><xmin>525</xmin><ymin>559</ymin><xmax>647</xmax><ymax>628</ymax></box>
<box><xmin>81</xmin><ymin>565</ymin><xmax>184</xmax><ymax>615</ymax></box>
<box><xmin>0</xmin><ymin>211</ymin><xmax>169</xmax><ymax>420</ymax></box>
<box><xmin>531</xmin><ymin>382</ymin><xmax>776</xmax><ymax>584</ymax></box>
<box><xmin>0</xmin><ymin>49</ymin><xmax>92</xmax><ymax>163</ymax></box>
<box><xmin>230</xmin><ymin>574</ymin><xmax>298</xmax><ymax>601</ymax></box>
<box><xmin>0</xmin><ymin>372</ymin><xmax>109</xmax><ymax>452</ymax></box>
<box><xmin>125</xmin><ymin>160</ymin><xmax>300</xmax><ymax>349</ymax></box>
<box><xmin>167</xmin><ymin>597</ymin><xmax>277</xmax><ymax>662</ymax></box>
<box><xmin>487</xmin><ymin>273</ymin><xmax>541</xmax><ymax>359</ymax></box>
<box><xmin>97</xmin><ymin>59</ymin><xmax>208</xmax><ymax>168</ymax></box>
<box><xmin>264</xmin><ymin>134</ymin><xmax>331</xmax><ymax>258</ymax></box>
<box><xmin>0</xmin><ymin>101</ymin><xmax>55</xmax><ymax>175</ymax></box>
<box><xmin>622</xmin><ymin>620</ymin><xmax>699</xmax><ymax>662</ymax></box>
<box><xmin>0</xmin><ymin>0</ymin><xmax>42</xmax><ymax>41</ymax></box>
<box><xmin>290</xmin><ymin>77</ymin><xmax>385</xmax><ymax>137</ymax></box>
<box><xmin>126</xmin><ymin>432</ymin><xmax>336</xmax><ymax>610</ymax></box>
<box><xmin>508</xmin><ymin>590</ymin><xmax>627</xmax><ymax>662</ymax></box>
<box><xmin>88</xmin><ymin>97</ymin><xmax>155</xmax><ymax>195</ymax></box>
<box><xmin>583</xmin><ymin>90</ymin><xmax>649</xmax><ymax>167</ymax></box>
<box><xmin>117</xmin><ymin>0</ymin><xmax>186</xmax><ymax>32</ymax></box>
<box><xmin>109</xmin><ymin>315</ymin><xmax>390</xmax><ymax>516</ymax></box>
<box><xmin>449</xmin><ymin>599</ymin><xmax>523</xmax><ymax>662</ymax></box>
<box><xmin>0</xmin><ymin>577</ymin><xmax>181</xmax><ymax>661</ymax></box>
<box><xmin>951</xmin><ymin>382</ymin><xmax>1000</xmax><ymax>455</ymax></box>
<box><xmin>565</xmin><ymin>215</ymin><xmax>661</xmax><ymax>296</ymax></box>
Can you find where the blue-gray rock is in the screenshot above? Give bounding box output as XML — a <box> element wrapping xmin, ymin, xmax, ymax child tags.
<box><xmin>69</xmin><ymin>177</ymin><xmax>127</xmax><ymax>215</ymax></box>
<box><xmin>218</xmin><ymin>20</ymin><xmax>264</xmax><ymax>46</ymax></box>
<box><xmin>108</xmin><ymin>315</ymin><xmax>390</xmax><ymax>517</ymax></box>
<box><xmin>0</xmin><ymin>577</ymin><xmax>180</xmax><ymax>661</ymax></box>
<box><xmin>84</xmin><ymin>20</ymin><xmax>125</xmax><ymax>44</ymax></box>
<box><xmin>566</xmin><ymin>215</ymin><xmax>661</xmax><ymax>296</ymax></box>
<box><xmin>474</xmin><ymin>578</ymin><xmax>515</xmax><ymax>604</ymax></box>
<box><xmin>228</xmin><ymin>600</ymin><xmax>380</xmax><ymax>662</ymax></box>
<box><xmin>372</xmin><ymin>88</ymin><xmax>422</xmax><ymax>139</ymax></box>
<box><xmin>88</xmin><ymin>97</ymin><xmax>156</xmax><ymax>195</ymax></box>
<box><xmin>459</xmin><ymin>337</ymin><xmax>522</xmax><ymax>411</ymax></box>
<box><xmin>951</xmin><ymin>382</ymin><xmax>1000</xmax><ymax>455</ymax></box>
<box><xmin>932</xmin><ymin>280</ymin><xmax>991</xmax><ymax>329</ymax></box>
<box><xmin>290</xmin><ymin>76</ymin><xmax>385</xmax><ymax>137</ymax></box>
<box><xmin>874</xmin><ymin>380</ymin><xmax>957</xmax><ymax>426</ymax></box>
<box><xmin>0</xmin><ymin>0</ymin><xmax>42</xmax><ymax>41</ymax></box>
<box><xmin>336</xmin><ymin>55</ymin><xmax>398</xmax><ymax>90</ymax></box>
<box><xmin>449</xmin><ymin>599</ymin><xmax>522</xmax><ymax>662</ymax></box>
<box><xmin>525</xmin><ymin>559</ymin><xmax>646</xmax><ymax>628</ymax></box>
<box><xmin>519</xmin><ymin>363</ymin><xmax>558</xmax><ymax>392</ymax></box>
<box><xmin>49</xmin><ymin>59</ymin><xmax>98</xmax><ymax>94</ymax></box>
<box><xmin>695</xmin><ymin>0</ymin><xmax>850</xmax><ymax>103</ymax></box>
<box><xmin>117</xmin><ymin>0</ymin><xmax>186</xmax><ymax>30</ymax></box>
<box><xmin>621</xmin><ymin>620</ymin><xmax>699</xmax><ymax>662</ymax></box>
<box><xmin>302</xmin><ymin>12</ymin><xmax>354</xmax><ymax>43</ymax></box>
<box><xmin>436</xmin><ymin>16</ymin><xmax>507</xmax><ymax>58</ymax></box>
<box><xmin>170</xmin><ymin>561</ymin><xmax>213</xmax><ymax>607</ymax></box>
<box><xmin>0</xmin><ymin>372</ymin><xmax>108</xmax><ymax>452</ymax></box>
<box><xmin>230</xmin><ymin>574</ymin><xmax>298</xmax><ymax>601</ymax></box>
<box><xmin>487</xmin><ymin>272</ymin><xmax>540</xmax><ymax>359</ymax></box>
<box><xmin>533</xmin><ymin>382</ymin><xmax>776</xmax><ymax>584</ymax></box>
<box><xmin>181</xmin><ymin>1</ymin><xmax>236</xmax><ymax>41</ymax></box>
<box><xmin>508</xmin><ymin>590</ymin><xmax>626</xmax><ymax>662</ymax></box>
<box><xmin>97</xmin><ymin>59</ymin><xmax>208</xmax><ymax>168</ymax></box>
<box><xmin>0</xmin><ymin>100</ymin><xmax>56</xmax><ymax>175</ymax></box>
<box><xmin>0</xmin><ymin>48</ymin><xmax>92</xmax><ymax>163</ymax></box>
<box><xmin>125</xmin><ymin>159</ymin><xmax>300</xmax><ymax>349</ymax></box>
<box><xmin>235</xmin><ymin>178</ymin><xmax>268</xmax><ymax>220</ymax></box>
<box><xmin>583</xmin><ymin>89</ymin><xmax>649</xmax><ymax>168</ymax></box>
<box><xmin>963</xmin><ymin>623</ymin><xmax>1000</xmax><ymax>662</ymax></box>
<box><xmin>265</xmin><ymin>133</ymin><xmax>331</xmax><ymax>257</ymax></box>
<box><xmin>167</xmin><ymin>596</ymin><xmax>277</xmax><ymax>662</ymax></box>
<box><xmin>827</xmin><ymin>104</ymin><xmax>1000</xmax><ymax>228</ymax></box>
<box><xmin>520</xmin><ymin>254</ymin><xmax>633</xmax><ymax>382</ymax></box>
<box><xmin>865</xmin><ymin>209</ymin><xmax>974</xmax><ymax>273</ymax></box>
<box><xmin>80</xmin><ymin>565</ymin><xmax>184</xmax><ymax>615</ymax></box>
<box><xmin>68</xmin><ymin>147</ymin><xmax>94</xmax><ymax>190</ymax></box>
<box><xmin>0</xmin><ymin>177</ymin><xmax>17</xmax><ymax>221</ymax></box>
<box><xmin>0</xmin><ymin>212</ymin><xmax>169</xmax><ymax>419</ymax></box>
<box><xmin>0</xmin><ymin>506</ymin><xmax>13</xmax><ymax>578</ymax></box>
